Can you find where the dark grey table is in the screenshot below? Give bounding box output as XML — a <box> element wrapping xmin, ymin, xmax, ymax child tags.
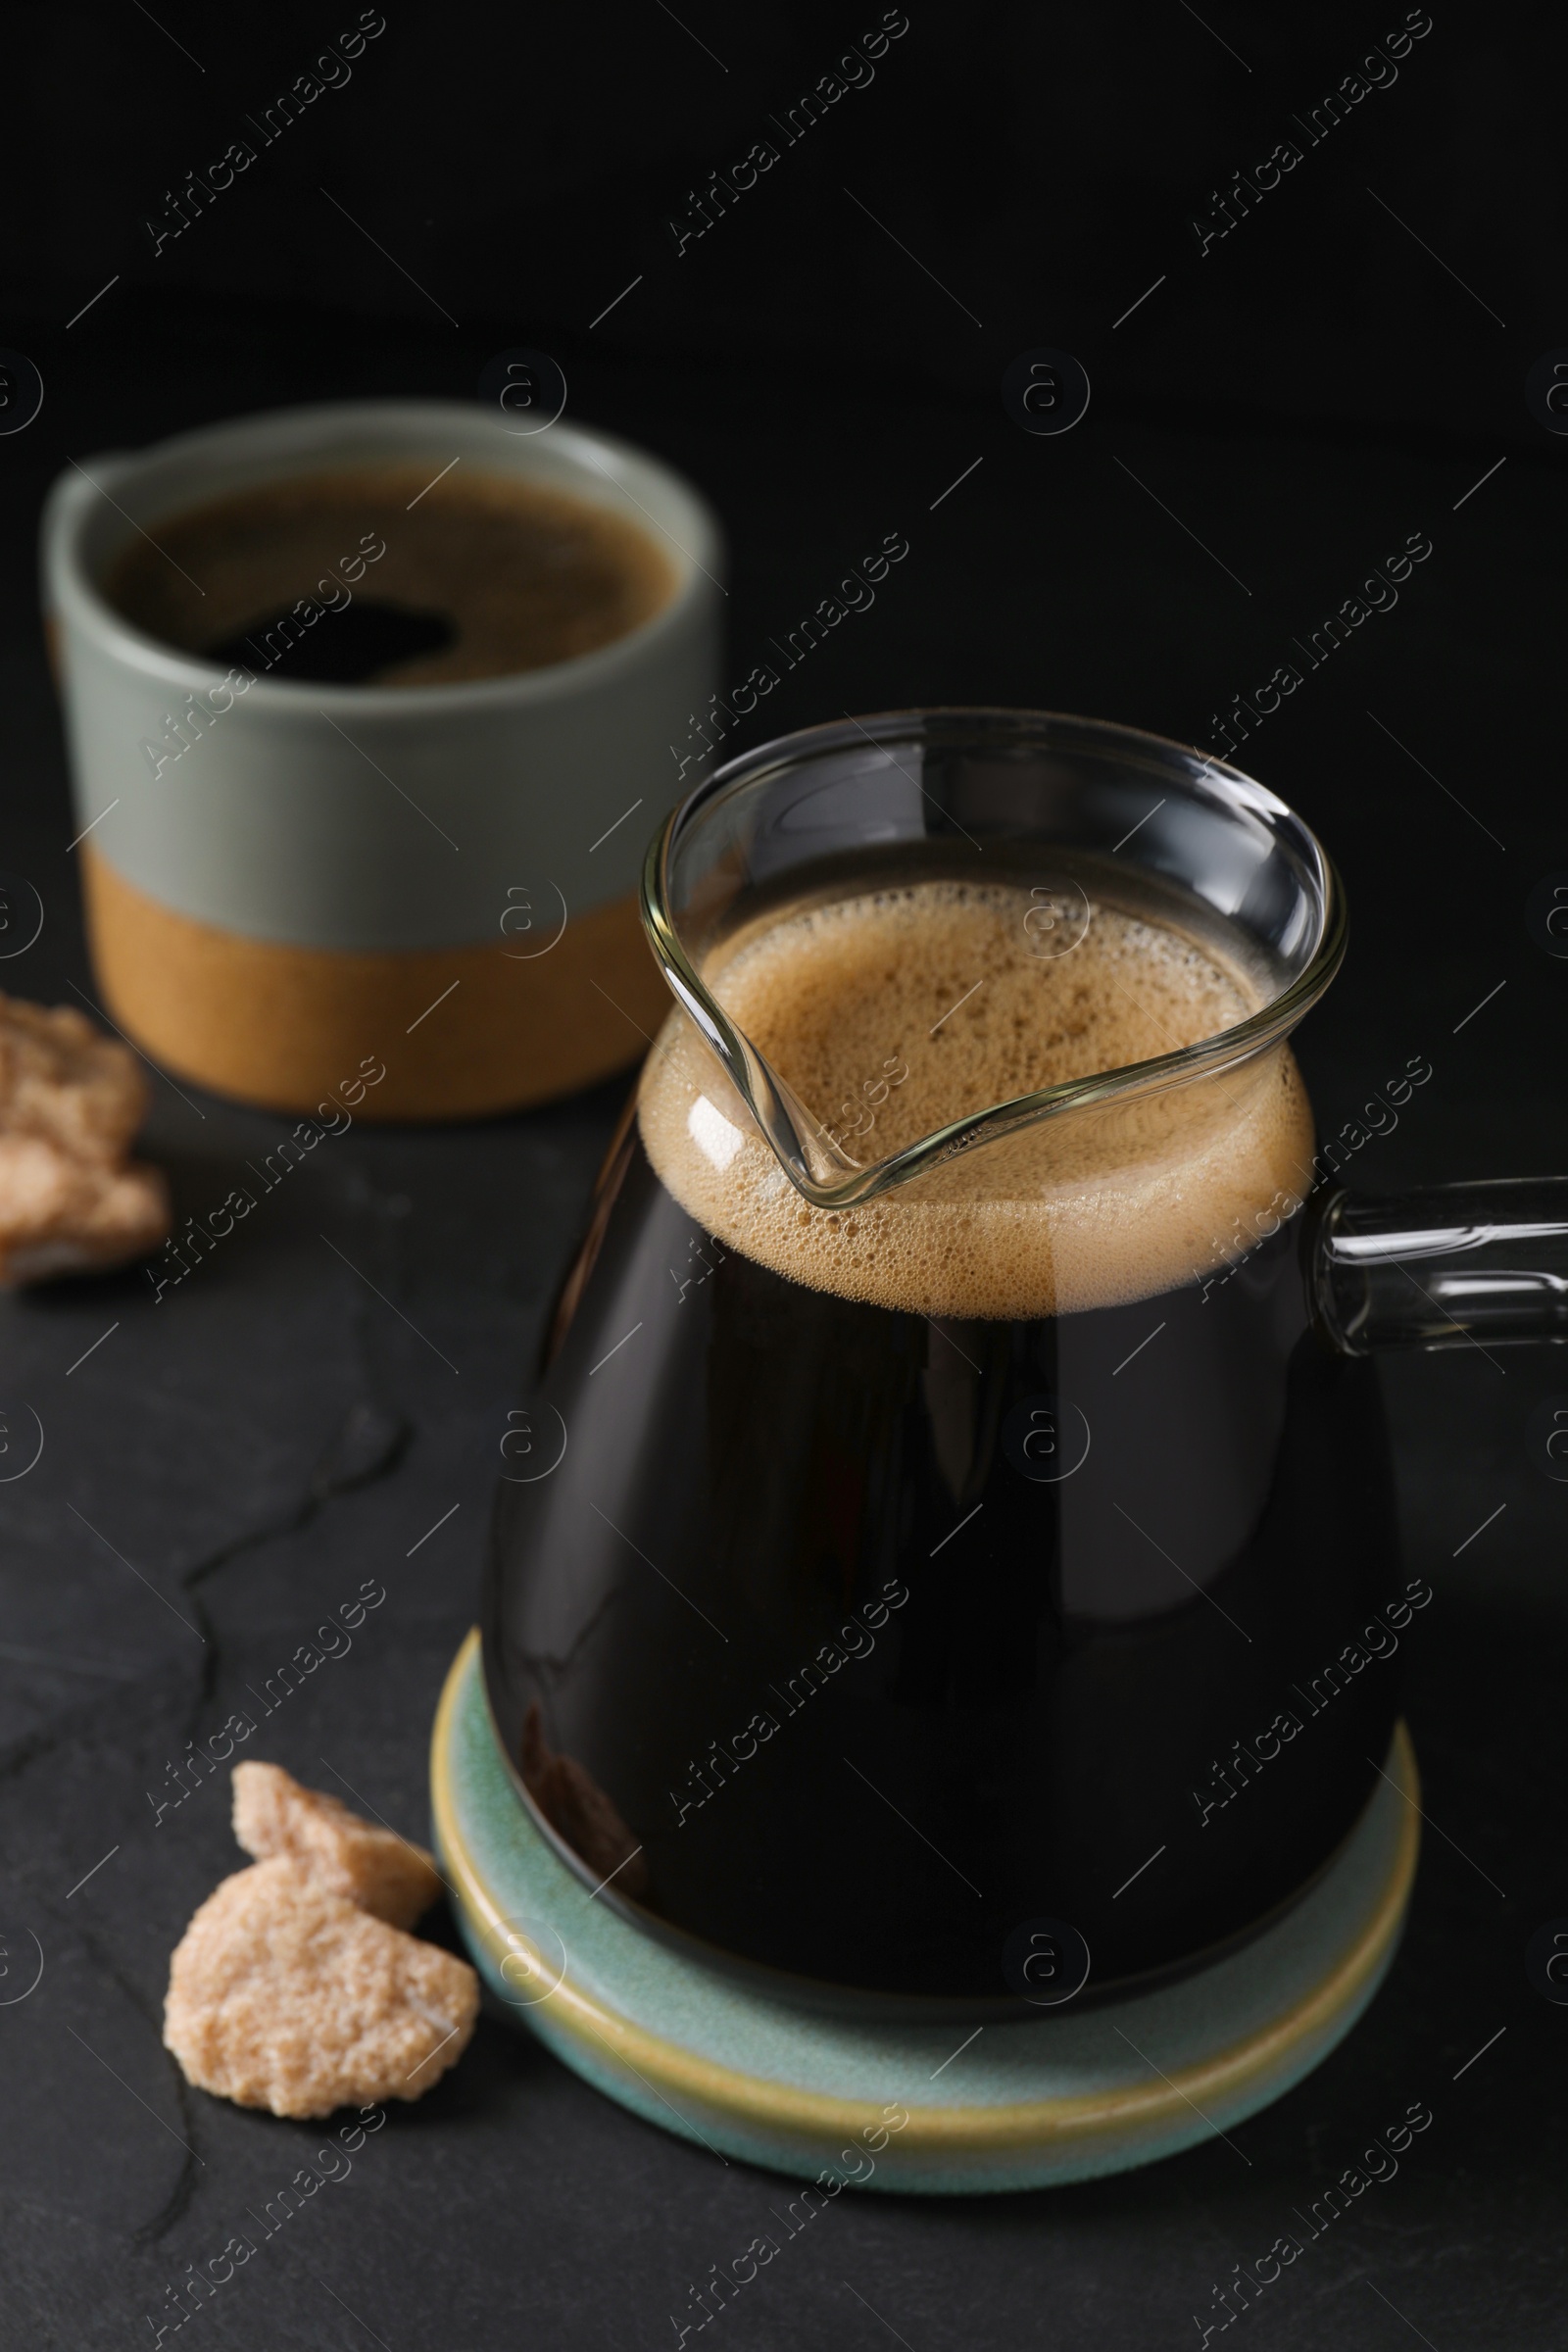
<box><xmin>0</xmin><ymin>301</ymin><xmax>1562</xmax><ymax>2350</ymax></box>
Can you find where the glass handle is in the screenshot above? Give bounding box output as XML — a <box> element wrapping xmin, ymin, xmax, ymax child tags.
<box><xmin>1308</xmin><ymin>1179</ymin><xmax>1568</xmax><ymax>1356</ymax></box>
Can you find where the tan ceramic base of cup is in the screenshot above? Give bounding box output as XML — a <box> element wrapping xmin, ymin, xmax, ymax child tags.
<box><xmin>80</xmin><ymin>845</ymin><xmax>666</xmax><ymax>1121</ymax></box>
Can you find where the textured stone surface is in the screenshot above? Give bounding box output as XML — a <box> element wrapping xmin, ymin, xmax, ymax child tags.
<box><xmin>0</xmin><ymin>303</ymin><xmax>1561</xmax><ymax>2349</ymax></box>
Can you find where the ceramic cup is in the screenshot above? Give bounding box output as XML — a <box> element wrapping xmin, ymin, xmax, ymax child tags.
<box><xmin>40</xmin><ymin>399</ymin><xmax>723</xmax><ymax>1118</ymax></box>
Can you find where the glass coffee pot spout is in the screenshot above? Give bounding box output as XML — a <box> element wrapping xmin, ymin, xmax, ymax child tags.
<box><xmin>641</xmin><ymin>708</ymin><xmax>1341</xmax><ymax>1213</ymax></box>
<box><xmin>643</xmin><ymin>710</ymin><xmax>1568</xmax><ymax>1348</ymax></box>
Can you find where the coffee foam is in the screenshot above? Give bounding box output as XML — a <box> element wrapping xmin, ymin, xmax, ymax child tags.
<box><xmin>638</xmin><ymin>880</ymin><xmax>1316</xmax><ymax>1319</ymax></box>
<box><xmin>104</xmin><ymin>465</ymin><xmax>675</xmax><ymax>686</ymax></box>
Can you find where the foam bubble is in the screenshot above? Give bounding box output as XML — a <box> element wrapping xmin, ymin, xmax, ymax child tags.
<box><xmin>640</xmin><ymin>880</ymin><xmax>1315</xmax><ymax>1319</ymax></box>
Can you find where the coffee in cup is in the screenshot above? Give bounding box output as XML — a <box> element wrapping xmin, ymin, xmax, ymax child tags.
<box><xmin>101</xmin><ymin>464</ymin><xmax>678</xmax><ymax>689</ymax></box>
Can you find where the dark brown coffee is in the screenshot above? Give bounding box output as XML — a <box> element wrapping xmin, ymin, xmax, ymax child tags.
<box><xmin>485</xmin><ymin>874</ymin><xmax>1401</xmax><ymax>2009</ymax></box>
<box><xmin>102</xmin><ymin>464</ymin><xmax>677</xmax><ymax>687</ymax></box>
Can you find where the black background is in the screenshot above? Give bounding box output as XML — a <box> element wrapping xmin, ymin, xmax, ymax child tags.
<box><xmin>2</xmin><ymin>1</ymin><xmax>1566</xmax><ymax>2345</ymax></box>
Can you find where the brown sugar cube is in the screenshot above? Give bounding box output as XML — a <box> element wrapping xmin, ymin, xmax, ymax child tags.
<box><xmin>232</xmin><ymin>1761</ymin><xmax>443</xmax><ymax>1930</ymax></box>
<box><xmin>164</xmin><ymin>1857</ymin><xmax>478</xmax><ymax>2120</ymax></box>
<box><xmin>0</xmin><ymin>995</ymin><xmax>169</xmax><ymax>1284</ymax></box>
<box><xmin>0</xmin><ymin>995</ymin><xmax>147</xmax><ymax>1157</ymax></box>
